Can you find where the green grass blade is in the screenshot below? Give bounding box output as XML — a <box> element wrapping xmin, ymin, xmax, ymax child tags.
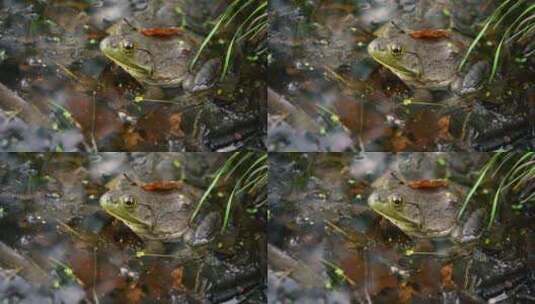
<box><xmin>458</xmin><ymin>153</ymin><xmax>501</xmax><ymax>219</ymax></box>
<box><xmin>493</xmin><ymin>0</ymin><xmax>525</xmax><ymax>30</ymax></box>
<box><xmin>222</xmin><ymin>182</ymin><xmax>239</xmax><ymax>232</ymax></box>
<box><xmin>459</xmin><ymin>0</ymin><xmax>513</xmax><ymax>70</ymax></box>
<box><xmin>488</xmin><ymin>185</ymin><xmax>502</xmax><ymax>229</ymax></box>
<box><xmin>224</xmin><ymin>151</ymin><xmax>253</xmax><ymax>182</ymax></box>
<box><xmin>490</xmin><ymin>37</ymin><xmax>505</xmax><ymax>81</ymax></box>
<box><xmin>190</xmin><ymin>13</ymin><xmax>228</xmax><ymax>69</ymax></box>
<box><xmin>224</xmin><ymin>0</ymin><xmax>255</xmax><ymax>28</ymax></box>
<box><xmin>190</xmin><ymin>152</ymin><xmax>241</xmax><ymax>222</ymax></box>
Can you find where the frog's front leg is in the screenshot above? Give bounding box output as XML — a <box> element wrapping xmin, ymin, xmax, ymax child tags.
<box><xmin>144</xmin><ymin>240</ymin><xmax>166</xmax><ymax>254</ymax></box>
<box><xmin>183</xmin><ymin>58</ymin><xmax>221</xmax><ymax>92</ymax></box>
<box><xmin>451</xmin><ymin>61</ymin><xmax>489</xmax><ymax>96</ymax></box>
<box><xmin>412</xmin><ymin>88</ymin><xmax>434</xmax><ymax>102</ymax></box>
<box><xmin>184</xmin><ymin>211</ymin><xmax>221</xmax><ymax>246</ymax></box>
<box><xmin>454</xmin><ymin>208</ymin><xmax>485</xmax><ymax>243</ymax></box>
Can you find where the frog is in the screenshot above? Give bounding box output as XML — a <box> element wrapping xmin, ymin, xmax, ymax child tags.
<box><xmin>99</xmin><ymin>173</ymin><xmax>221</xmax><ymax>250</ymax></box>
<box><xmin>367</xmin><ymin>169</ymin><xmax>485</xmax><ymax>244</ymax></box>
<box><xmin>100</xmin><ymin>18</ymin><xmax>220</xmax><ymax>92</ymax></box>
<box><xmin>367</xmin><ymin>22</ymin><xmax>489</xmax><ymax>100</ymax></box>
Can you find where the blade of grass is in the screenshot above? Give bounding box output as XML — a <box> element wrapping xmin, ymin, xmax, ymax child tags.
<box><xmin>493</xmin><ymin>0</ymin><xmax>525</xmax><ymax>30</ymax></box>
<box><xmin>190</xmin><ymin>152</ymin><xmax>241</xmax><ymax>222</ymax></box>
<box><xmin>488</xmin><ymin>184</ymin><xmax>502</xmax><ymax>229</ymax></box>
<box><xmin>223</xmin><ymin>151</ymin><xmax>253</xmax><ymax>182</ymax></box>
<box><xmin>224</xmin><ymin>0</ymin><xmax>255</xmax><ymax>28</ymax></box>
<box><xmin>239</xmin><ymin>166</ymin><xmax>268</xmax><ymax>194</ymax></box>
<box><xmin>190</xmin><ymin>0</ymin><xmax>245</xmax><ymax>68</ymax></box>
<box><xmin>490</xmin><ymin>37</ymin><xmax>505</xmax><ymax>81</ymax></box>
<box><xmin>239</xmin><ymin>18</ymin><xmax>267</xmax><ymax>42</ymax></box>
<box><xmin>222</xmin><ymin>182</ymin><xmax>240</xmax><ymax>232</ymax></box>
<box><xmin>459</xmin><ymin>0</ymin><xmax>513</xmax><ymax>70</ymax></box>
<box><xmin>458</xmin><ymin>153</ymin><xmax>501</xmax><ymax>219</ymax></box>
<box><xmin>514</xmin><ymin>3</ymin><xmax>535</xmax><ymax>32</ymax></box>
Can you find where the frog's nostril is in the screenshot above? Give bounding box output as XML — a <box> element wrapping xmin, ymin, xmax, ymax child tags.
<box><xmin>100</xmin><ymin>194</ymin><xmax>112</xmax><ymax>206</ymax></box>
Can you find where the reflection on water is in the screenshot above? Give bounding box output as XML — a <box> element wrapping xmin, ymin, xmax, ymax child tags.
<box><xmin>268</xmin><ymin>153</ymin><xmax>534</xmax><ymax>303</ymax></box>
<box><xmin>0</xmin><ymin>153</ymin><xmax>266</xmax><ymax>303</ymax></box>
<box><xmin>267</xmin><ymin>0</ymin><xmax>535</xmax><ymax>152</ymax></box>
<box><xmin>0</xmin><ymin>0</ymin><xmax>266</xmax><ymax>151</ymax></box>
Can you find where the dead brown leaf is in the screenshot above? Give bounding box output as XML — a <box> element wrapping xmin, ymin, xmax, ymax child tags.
<box><xmin>169</xmin><ymin>112</ymin><xmax>185</xmax><ymax>137</ymax></box>
<box><xmin>408</xmin><ymin>179</ymin><xmax>448</xmax><ymax>189</ymax></box>
<box><xmin>437</xmin><ymin>115</ymin><xmax>451</xmax><ymax>140</ymax></box>
<box><xmin>140</xmin><ymin>27</ymin><xmax>184</xmax><ymax>37</ymax></box>
<box><xmin>123</xmin><ymin>128</ymin><xmax>143</xmax><ymax>150</ymax></box>
<box><xmin>171</xmin><ymin>267</ymin><xmax>185</xmax><ymax>290</ymax></box>
<box><xmin>141</xmin><ymin>180</ymin><xmax>183</xmax><ymax>192</ymax></box>
<box><xmin>409</xmin><ymin>29</ymin><xmax>450</xmax><ymax>40</ymax></box>
<box><xmin>399</xmin><ymin>282</ymin><xmax>416</xmax><ymax>303</ymax></box>
<box><xmin>391</xmin><ymin>131</ymin><xmax>411</xmax><ymax>151</ymax></box>
<box><xmin>441</xmin><ymin>263</ymin><xmax>456</xmax><ymax>289</ymax></box>
<box><xmin>126</xmin><ymin>284</ymin><xmax>144</xmax><ymax>304</ymax></box>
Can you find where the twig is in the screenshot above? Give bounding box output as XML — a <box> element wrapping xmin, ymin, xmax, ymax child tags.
<box><xmin>0</xmin><ymin>82</ymin><xmax>50</xmax><ymax>127</ymax></box>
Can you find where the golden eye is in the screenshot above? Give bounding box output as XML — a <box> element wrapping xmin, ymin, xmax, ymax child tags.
<box><xmin>122</xmin><ymin>40</ymin><xmax>134</xmax><ymax>51</ymax></box>
<box><xmin>390</xmin><ymin>44</ymin><xmax>402</xmax><ymax>56</ymax></box>
<box><xmin>122</xmin><ymin>196</ymin><xmax>136</xmax><ymax>207</ymax></box>
<box><xmin>390</xmin><ymin>195</ymin><xmax>403</xmax><ymax>207</ymax></box>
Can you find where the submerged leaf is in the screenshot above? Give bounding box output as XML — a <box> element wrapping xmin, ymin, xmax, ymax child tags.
<box><xmin>409</xmin><ymin>29</ymin><xmax>450</xmax><ymax>39</ymax></box>
<box><xmin>141</xmin><ymin>180</ymin><xmax>184</xmax><ymax>191</ymax></box>
<box><xmin>408</xmin><ymin>179</ymin><xmax>448</xmax><ymax>189</ymax></box>
<box><xmin>140</xmin><ymin>27</ymin><xmax>184</xmax><ymax>37</ymax></box>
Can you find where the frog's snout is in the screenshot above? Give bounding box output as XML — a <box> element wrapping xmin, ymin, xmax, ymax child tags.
<box><xmin>367</xmin><ymin>40</ymin><xmax>382</xmax><ymax>54</ymax></box>
<box><xmin>367</xmin><ymin>192</ymin><xmax>380</xmax><ymax>208</ymax></box>
<box><xmin>99</xmin><ymin>193</ymin><xmax>113</xmax><ymax>207</ymax></box>
<box><xmin>99</xmin><ymin>38</ymin><xmax>109</xmax><ymax>52</ymax></box>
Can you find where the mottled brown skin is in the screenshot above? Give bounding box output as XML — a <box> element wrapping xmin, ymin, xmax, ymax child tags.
<box><xmin>100</xmin><ymin>19</ymin><xmax>220</xmax><ymax>91</ymax></box>
<box><xmin>100</xmin><ymin>174</ymin><xmax>220</xmax><ymax>246</ymax></box>
<box><xmin>100</xmin><ymin>19</ymin><xmax>198</xmax><ymax>88</ymax></box>
<box><xmin>368</xmin><ymin>171</ymin><xmax>484</xmax><ymax>243</ymax></box>
<box><xmin>368</xmin><ymin>23</ymin><xmax>487</xmax><ymax>97</ymax></box>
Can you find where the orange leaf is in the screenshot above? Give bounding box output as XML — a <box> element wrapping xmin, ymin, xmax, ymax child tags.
<box><xmin>408</xmin><ymin>179</ymin><xmax>448</xmax><ymax>189</ymax></box>
<box><xmin>171</xmin><ymin>267</ymin><xmax>185</xmax><ymax>290</ymax></box>
<box><xmin>169</xmin><ymin>112</ymin><xmax>184</xmax><ymax>137</ymax></box>
<box><xmin>126</xmin><ymin>284</ymin><xmax>144</xmax><ymax>304</ymax></box>
<box><xmin>141</xmin><ymin>180</ymin><xmax>183</xmax><ymax>191</ymax></box>
<box><xmin>441</xmin><ymin>263</ymin><xmax>456</xmax><ymax>289</ymax></box>
<box><xmin>140</xmin><ymin>27</ymin><xmax>183</xmax><ymax>37</ymax></box>
<box><xmin>409</xmin><ymin>29</ymin><xmax>449</xmax><ymax>40</ymax></box>
<box><xmin>437</xmin><ymin>115</ymin><xmax>451</xmax><ymax>140</ymax></box>
<box><xmin>391</xmin><ymin>131</ymin><xmax>412</xmax><ymax>151</ymax></box>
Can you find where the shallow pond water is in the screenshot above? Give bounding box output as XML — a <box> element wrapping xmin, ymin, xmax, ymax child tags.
<box><xmin>0</xmin><ymin>0</ymin><xmax>266</xmax><ymax>151</ymax></box>
<box><xmin>0</xmin><ymin>153</ymin><xmax>266</xmax><ymax>303</ymax></box>
<box><xmin>268</xmin><ymin>152</ymin><xmax>534</xmax><ymax>303</ymax></box>
<box><xmin>267</xmin><ymin>0</ymin><xmax>534</xmax><ymax>152</ymax></box>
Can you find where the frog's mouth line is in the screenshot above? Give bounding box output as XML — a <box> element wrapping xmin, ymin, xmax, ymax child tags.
<box><xmin>104</xmin><ymin>206</ymin><xmax>149</xmax><ymax>230</ymax></box>
<box><xmin>369</xmin><ymin>52</ymin><xmax>423</xmax><ymax>80</ymax></box>
<box><xmin>101</xmin><ymin>41</ymin><xmax>154</xmax><ymax>79</ymax></box>
<box><xmin>370</xmin><ymin>204</ymin><xmax>421</xmax><ymax>233</ymax></box>
<box><xmin>109</xmin><ymin>55</ymin><xmax>153</xmax><ymax>79</ymax></box>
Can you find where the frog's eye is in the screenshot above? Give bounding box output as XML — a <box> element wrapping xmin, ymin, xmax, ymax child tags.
<box><xmin>390</xmin><ymin>44</ymin><xmax>403</xmax><ymax>57</ymax></box>
<box><xmin>122</xmin><ymin>40</ymin><xmax>134</xmax><ymax>52</ymax></box>
<box><xmin>122</xmin><ymin>196</ymin><xmax>136</xmax><ymax>208</ymax></box>
<box><xmin>389</xmin><ymin>194</ymin><xmax>403</xmax><ymax>207</ymax></box>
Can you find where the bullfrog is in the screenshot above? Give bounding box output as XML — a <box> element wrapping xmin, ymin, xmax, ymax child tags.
<box><xmin>367</xmin><ymin>166</ymin><xmax>485</xmax><ymax>243</ymax></box>
<box><xmin>367</xmin><ymin>23</ymin><xmax>489</xmax><ymax>98</ymax></box>
<box><xmin>100</xmin><ymin>18</ymin><xmax>219</xmax><ymax>91</ymax></box>
<box><xmin>99</xmin><ymin>173</ymin><xmax>221</xmax><ymax>249</ymax></box>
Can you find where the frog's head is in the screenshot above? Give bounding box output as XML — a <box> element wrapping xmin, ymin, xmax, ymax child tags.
<box><xmin>99</xmin><ymin>20</ymin><xmax>154</xmax><ymax>82</ymax></box>
<box><xmin>367</xmin><ymin>36</ymin><xmax>423</xmax><ymax>82</ymax></box>
<box><xmin>368</xmin><ymin>172</ymin><xmax>461</xmax><ymax>238</ymax></box>
<box><xmin>99</xmin><ymin>175</ymin><xmax>193</xmax><ymax>240</ymax></box>
<box><xmin>99</xmin><ymin>178</ymin><xmax>154</xmax><ymax>236</ymax></box>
